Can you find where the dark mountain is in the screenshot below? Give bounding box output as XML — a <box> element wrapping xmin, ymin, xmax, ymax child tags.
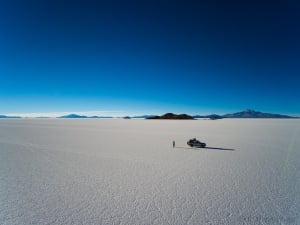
<box><xmin>222</xmin><ymin>109</ymin><xmax>296</xmax><ymax>118</ymax></box>
<box><xmin>193</xmin><ymin>114</ymin><xmax>223</xmax><ymax>120</ymax></box>
<box><xmin>0</xmin><ymin>115</ymin><xmax>21</xmax><ymax>118</ymax></box>
<box><xmin>147</xmin><ymin>113</ymin><xmax>194</xmax><ymax>120</ymax></box>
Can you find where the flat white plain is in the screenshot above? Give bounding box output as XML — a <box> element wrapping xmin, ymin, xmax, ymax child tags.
<box><xmin>0</xmin><ymin>119</ymin><xmax>299</xmax><ymax>225</ymax></box>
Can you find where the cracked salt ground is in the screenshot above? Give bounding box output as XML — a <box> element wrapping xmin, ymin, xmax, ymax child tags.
<box><xmin>0</xmin><ymin>119</ymin><xmax>299</xmax><ymax>225</ymax></box>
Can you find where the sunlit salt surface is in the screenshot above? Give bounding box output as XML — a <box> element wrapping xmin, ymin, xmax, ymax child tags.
<box><xmin>0</xmin><ymin>119</ymin><xmax>299</xmax><ymax>225</ymax></box>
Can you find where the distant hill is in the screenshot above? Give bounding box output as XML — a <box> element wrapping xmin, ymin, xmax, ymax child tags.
<box><xmin>147</xmin><ymin>113</ymin><xmax>194</xmax><ymax>120</ymax></box>
<box><xmin>0</xmin><ymin>115</ymin><xmax>21</xmax><ymax>118</ymax></box>
<box><xmin>58</xmin><ymin>114</ymin><xmax>88</xmax><ymax>118</ymax></box>
<box><xmin>58</xmin><ymin>114</ymin><xmax>113</xmax><ymax>119</ymax></box>
<box><xmin>222</xmin><ymin>109</ymin><xmax>296</xmax><ymax>118</ymax></box>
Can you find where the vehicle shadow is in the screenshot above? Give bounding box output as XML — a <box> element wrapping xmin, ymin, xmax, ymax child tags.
<box><xmin>205</xmin><ymin>146</ymin><xmax>235</xmax><ymax>151</ymax></box>
<box><xmin>175</xmin><ymin>146</ymin><xmax>235</xmax><ymax>151</ymax></box>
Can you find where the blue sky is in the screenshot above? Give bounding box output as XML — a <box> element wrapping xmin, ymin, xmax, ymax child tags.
<box><xmin>0</xmin><ymin>0</ymin><xmax>299</xmax><ymax>116</ymax></box>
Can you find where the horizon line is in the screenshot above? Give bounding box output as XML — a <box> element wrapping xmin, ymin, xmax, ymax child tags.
<box><xmin>1</xmin><ymin>109</ymin><xmax>300</xmax><ymax>118</ymax></box>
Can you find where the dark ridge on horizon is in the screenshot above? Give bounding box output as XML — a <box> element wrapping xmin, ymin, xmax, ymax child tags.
<box><xmin>147</xmin><ymin>113</ymin><xmax>194</xmax><ymax>120</ymax></box>
<box><xmin>193</xmin><ymin>114</ymin><xmax>223</xmax><ymax>120</ymax></box>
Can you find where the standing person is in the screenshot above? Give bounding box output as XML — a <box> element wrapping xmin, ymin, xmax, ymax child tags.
<box><xmin>173</xmin><ymin>140</ymin><xmax>175</xmax><ymax>148</ymax></box>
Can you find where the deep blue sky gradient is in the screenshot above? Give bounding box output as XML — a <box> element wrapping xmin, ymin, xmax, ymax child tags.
<box><xmin>0</xmin><ymin>0</ymin><xmax>299</xmax><ymax>116</ymax></box>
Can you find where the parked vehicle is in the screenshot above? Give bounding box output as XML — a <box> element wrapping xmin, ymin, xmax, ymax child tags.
<box><xmin>187</xmin><ymin>138</ymin><xmax>206</xmax><ymax>148</ymax></box>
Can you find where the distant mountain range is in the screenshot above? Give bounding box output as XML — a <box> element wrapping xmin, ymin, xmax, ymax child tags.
<box><xmin>58</xmin><ymin>114</ymin><xmax>113</xmax><ymax>119</ymax></box>
<box><xmin>0</xmin><ymin>110</ymin><xmax>298</xmax><ymax>119</ymax></box>
<box><xmin>0</xmin><ymin>115</ymin><xmax>21</xmax><ymax>118</ymax></box>
<box><xmin>222</xmin><ymin>109</ymin><xmax>296</xmax><ymax>118</ymax></box>
<box><xmin>194</xmin><ymin>109</ymin><xmax>297</xmax><ymax>119</ymax></box>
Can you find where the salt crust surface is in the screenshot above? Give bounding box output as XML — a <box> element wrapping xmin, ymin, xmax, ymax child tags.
<box><xmin>0</xmin><ymin>119</ymin><xmax>299</xmax><ymax>225</ymax></box>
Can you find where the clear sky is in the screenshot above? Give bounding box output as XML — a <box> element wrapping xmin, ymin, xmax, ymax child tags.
<box><xmin>0</xmin><ymin>0</ymin><xmax>299</xmax><ymax>116</ymax></box>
